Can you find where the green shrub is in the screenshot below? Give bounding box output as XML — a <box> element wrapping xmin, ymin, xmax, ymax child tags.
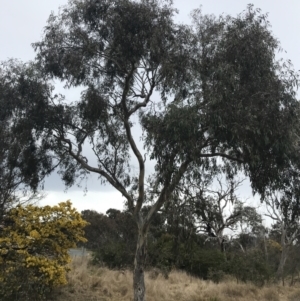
<box><xmin>224</xmin><ymin>250</ymin><xmax>272</xmax><ymax>286</ymax></box>
<box><xmin>207</xmin><ymin>268</ymin><xmax>225</xmax><ymax>284</ymax></box>
<box><xmin>91</xmin><ymin>241</ymin><xmax>134</xmax><ymax>269</ymax></box>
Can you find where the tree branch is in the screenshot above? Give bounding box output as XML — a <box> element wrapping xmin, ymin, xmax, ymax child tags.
<box><xmin>120</xmin><ymin>64</ymin><xmax>146</xmax><ymax>217</ymax></box>
<box><xmin>200</xmin><ymin>152</ymin><xmax>244</xmax><ymax>164</ymax></box>
<box><xmin>144</xmin><ymin>158</ymin><xmax>191</xmax><ymax>229</ymax></box>
<box><xmin>57</xmin><ymin>136</ymin><xmax>133</xmax><ymax>206</ymax></box>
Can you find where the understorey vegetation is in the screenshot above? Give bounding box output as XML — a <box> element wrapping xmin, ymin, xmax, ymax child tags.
<box><xmin>54</xmin><ymin>257</ymin><xmax>300</xmax><ymax>301</ymax></box>
<box><xmin>81</xmin><ymin>178</ymin><xmax>300</xmax><ymax>287</ymax></box>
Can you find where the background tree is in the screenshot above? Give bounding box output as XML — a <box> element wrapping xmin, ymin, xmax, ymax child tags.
<box><xmin>193</xmin><ymin>178</ymin><xmax>246</xmax><ymax>253</ymax></box>
<box><xmin>81</xmin><ymin>208</ymin><xmax>137</xmax><ymax>268</ymax></box>
<box><xmin>0</xmin><ymin>60</ymin><xmax>55</xmax><ymax>223</ymax></box>
<box><xmin>0</xmin><ymin>1</ymin><xmax>297</xmax><ymax>300</ymax></box>
<box><xmin>233</xmin><ymin>206</ymin><xmax>265</xmax><ymax>254</ymax></box>
<box><xmin>265</xmin><ymin>193</ymin><xmax>300</xmax><ymax>284</ymax></box>
<box><xmin>167</xmin><ymin>174</ymin><xmax>263</xmax><ymax>254</ymax></box>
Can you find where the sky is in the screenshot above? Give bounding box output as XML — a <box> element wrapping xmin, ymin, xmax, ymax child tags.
<box><xmin>1</xmin><ymin>1</ymin><xmax>300</xmax><ymax>215</ymax></box>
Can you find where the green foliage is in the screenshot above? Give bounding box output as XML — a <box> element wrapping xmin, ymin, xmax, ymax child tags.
<box><xmin>148</xmin><ymin>233</ymin><xmax>175</xmax><ymax>275</ymax></box>
<box><xmin>0</xmin><ymin>201</ymin><xmax>88</xmax><ymax>300</ymax></box>
<box><xmin>149</xmin><ymin>233</ymin><xmax>226</xmax><ymax>279</ymax></box>
<box><xmin>85</xmin><ymin>207</ymin><xmax>228</xmax><ymax>280</ymax></box>
<box><xmin>0</xmin><ymin>60</ymin><xmax>53</xmax><ymax>222</ymax></box>
<box><xmin>225</xmin><ymin>250</ymin><xmax>272</xmax><ymax>286</ymax></box>
<box><xmin>183</xmin><ymin>246</ymin><xmax>226</xmax><ymax>279</ymax></box>
<box><xmin>81</xmin><ymin>209</ymin><xmax>136</xmax><ymax>269</ymax></box>
<box><xmin>207</xmin><ymin>268</ymin><xmax>225</xmax><ymax>284</ymax></box>
<box><xmin>92</xmin><ymin>241</ymin><xmax>134</xmax><ymax>269</ymax></box>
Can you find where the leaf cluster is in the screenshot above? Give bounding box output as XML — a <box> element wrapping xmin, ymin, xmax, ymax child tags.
<box><xmin>0</xmin><ymin>60</ymin><xmax>54</xmax><ymax>220</ymax></box>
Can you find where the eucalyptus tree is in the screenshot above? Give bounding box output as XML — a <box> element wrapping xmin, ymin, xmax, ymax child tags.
<box><xmin>0</xmin><ymin>60</ymin><xmax>54</xmax><ymax>223</ymax></box>
<box><xmin>194</xmin><ymin>178</ymin><xmax>249</xmax><ymax>253</ymax></box>
<box><xmin>1</xmin><ymin>1</ymin><xmax>299</xmax><ymax>300</ymax></box>
<box><xmin>174</xmin><ymin>175</ymin><xmax>262</xmax><ymax>253</ymax></box>
<box><xmin>265</xmin><ymin>192</ymin><xmax>300</xmax><ymax>284</ymax></box>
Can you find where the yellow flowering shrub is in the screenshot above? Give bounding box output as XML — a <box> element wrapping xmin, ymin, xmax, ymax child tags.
<box><xmin>267</xmin><ymin>239</ymin><xmax>282</xmax><ymax>251</ymax></box>
<box><xmin>0</xmin><ymin>200</ymin><xmax>88</xmax><ymax>300</ymax></box>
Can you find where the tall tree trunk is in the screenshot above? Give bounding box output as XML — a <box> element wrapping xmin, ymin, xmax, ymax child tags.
<box><xmin>217</xmin><ymin>233</ymin><xmax>225</xmax><ymax>254</ymax></box>
<box><xmin>276</xmin><ymin>246</ymin><xmax>288</xmax><ymax>285</ymax></box>
<box><xmin>220</xmin><ymin>238</ymin><xmax>225</xmax><ymax>253</ymax></box>
<box><xmin>133</xmin><ymin>226</ymin><xmax>147</xmax><ymax>301</ymax></box>
<box><xmin>276</xmin><ymin>227</ymin><xmax>288</xmax><ymax>285</ymax></box>
<box><xmin>263</xmin><ymin>234</ymin><xmax>268</xmax><ymax>263</ymax></box>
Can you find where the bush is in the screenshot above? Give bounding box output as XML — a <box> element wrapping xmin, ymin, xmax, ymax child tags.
<box><xmin>91</xmin><ymin>241</ymin><xmax>134</xmax><ymax>269</ymax></box>
<box><xmin>207</xmin><ymin>268</ymin><xmax>225</xmax><ymax>284</ymax></box>
<box><xmin>0</xmin><ymin>201</ymin><xmax>88</xmax><ymax>300</ymax></box>
<box><xmin>147</xmin><ymin>233</ymin><xmax>175</xmax><ymax>274</ymax></box>
<box><xmin>224</xmin><ymin>250</ymin><xmax>272</xmax><ymax>286</ymax></box>
<box><xmin>181</xmin><ymin>243</ymin><xmax>226</xmax><ymax>279</ymax></box>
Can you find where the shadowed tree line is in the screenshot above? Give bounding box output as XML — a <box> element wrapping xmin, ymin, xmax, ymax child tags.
<box><xmin>81</xmin><ymin>176</ymin><xmax>300</xmax><ymax>286</ymax></box>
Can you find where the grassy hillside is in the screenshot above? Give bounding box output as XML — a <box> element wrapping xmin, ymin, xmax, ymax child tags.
<box><xmin>52</xmin><ymin>257</ymin><xmax>300</xmax><ymax>301</ymax></box>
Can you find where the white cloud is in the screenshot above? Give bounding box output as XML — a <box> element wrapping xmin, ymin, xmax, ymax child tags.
<box><xmin>39</xmin><ymin>190</ymin><xmax>125</xmax><ymax>214</ymax></box>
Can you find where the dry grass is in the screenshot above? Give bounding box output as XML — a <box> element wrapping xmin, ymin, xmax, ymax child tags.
<box><xmin>51</xmin><ymin>257</ymin><xmax>300</xmax><ymax>301</ymax></box>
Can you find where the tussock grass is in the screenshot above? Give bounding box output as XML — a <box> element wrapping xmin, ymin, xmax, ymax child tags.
<box><xmin>52</xmin><ymin>257</ymin><xmax>300</xmax><ymax>301</ymax></box>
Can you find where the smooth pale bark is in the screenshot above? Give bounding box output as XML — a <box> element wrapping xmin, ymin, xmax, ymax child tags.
<box><xmin>276</xmin><ymin>227</ymin><xmax>288</xmax><ymax>285</ymax></box>
<box><xmin>276</xmin><ymin>240</ymin><xmax>288</xmax><ymax>284</ymax></box>
<box><xmin>276</xmin><ymin>247</ymin><xmax>288</xmax><ymax>285</ymax></box>
<box><xmin>133</xmin><ymin>226</ymin><xmax>148</xmax><ymax>301</ymax></box>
